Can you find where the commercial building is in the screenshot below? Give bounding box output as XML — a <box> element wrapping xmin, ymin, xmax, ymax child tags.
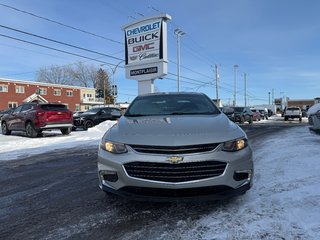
<box><xmin>0</xmin><ymin>78</ymin><xmax>103</xmax><ymax>111</ymax></box>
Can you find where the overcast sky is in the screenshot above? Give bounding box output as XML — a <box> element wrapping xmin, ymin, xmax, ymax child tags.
<box><xmin>1</xmin><ymin>0</ymin><xmax>320</xmax><ymax>105</ymax></box>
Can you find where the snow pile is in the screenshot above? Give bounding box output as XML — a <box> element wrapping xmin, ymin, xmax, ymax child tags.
<box><xmin>174</xmin><ymin>126</ymin><xmax>320</xmax><ymax>239</ymax></box>
<box><xmin>0</xmin><ymin>120</ymin><xmax>116</xmax><ymax>161</ymax></box>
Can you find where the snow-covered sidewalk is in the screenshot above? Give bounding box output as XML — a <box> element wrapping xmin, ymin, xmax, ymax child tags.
<box><xmin>0</xmin><ymin>121</ymin><xmax>116</xmax><ymax>161</ymax></box>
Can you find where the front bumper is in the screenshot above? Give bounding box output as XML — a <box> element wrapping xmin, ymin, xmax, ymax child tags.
<box><xmin>101</xmin><ymin>182</ymin><xmax>251</xmax><ymax>202</ymax></box>
<box><xmin>98</xmin><ymin>144</ymin><xmax>253</xmax><ymax>201</ymax></box>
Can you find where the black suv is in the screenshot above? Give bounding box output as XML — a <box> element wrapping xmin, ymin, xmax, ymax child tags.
<box><xmin>73</xmin><ymin>107</ymin><xmax>121</xmax><ymax>130</ymax></box>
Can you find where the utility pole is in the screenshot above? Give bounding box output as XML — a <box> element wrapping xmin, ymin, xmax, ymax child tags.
<box><xmin>215</xmin><ymin>64</ymin><xmax>219</xmax><ymax>103</ymax></box>
<box><xmin>272</xmin><ymin>88</ymin><xmax>274</xmax><ymax>105</ymax></box>
<box><xmin>174</xmin><ymin>29</ymin><xmax>186</xmax><ymax>93</ymax></box>
<box><xmin>233</xmin><ymin>65</ymin><xmax>239</xmax><ymax>107</ymax></box>
<box><xmin>268</xmin><ymin>92</ymin><xmax>271</xmax><ymax>105</ymax></box>
<box><xmin>244</xmin><ymin>73</ymin><xmax>247</xmax><ymax>107</ymax></box>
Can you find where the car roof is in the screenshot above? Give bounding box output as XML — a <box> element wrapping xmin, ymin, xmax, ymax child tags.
<box><xmin>138</xmin><ymin>92</ymin><xmax>206</xmax><ymax>97</ymax></box>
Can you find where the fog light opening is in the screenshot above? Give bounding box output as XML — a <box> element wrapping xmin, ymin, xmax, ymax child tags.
<box><xmin>234</xmin><ymin>170</ymin><xmax>252</xmax><ymax>181</ymax></box>
<box><xmin>100</xmin><ymin>171</ymin><xmax>119</xmax><ymax>182</ymax></box>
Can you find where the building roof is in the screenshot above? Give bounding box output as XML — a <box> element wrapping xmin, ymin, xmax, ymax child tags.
<box><xmin>0</xmin><ymin>78</ymin><xmax>95</xmax><ymax>90</ymax></box>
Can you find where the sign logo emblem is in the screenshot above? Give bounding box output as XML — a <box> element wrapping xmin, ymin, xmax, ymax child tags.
<box><xmin>166</xmin><ymin>156</ymin><xmax>184</xmax><ymax>163</ymax></box>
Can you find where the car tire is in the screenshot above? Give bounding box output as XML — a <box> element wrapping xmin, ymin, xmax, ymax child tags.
<box><xmin>249</xmin><ymin>117</ymin><xmax>253</xmax><ymax>124</ymax></box>
<box><xmin>239</xmin><ymin>116</ymin><xmax>244</xmax><ymax>124</ymax></box>
<box><xmin>1</xmin><ymin>122</ymin><xmax>11</xmax><ymax>135</ymax></box>
<box><xmin>299</xmin><ymin>117</ymin><xmax>302</xmax><ymax>122</ymax></box>
<box><xmin>83</xmin><ymin>120</ymin><xmax>94</xmax><ymax>130</ymax></box>
<box><xmin>26</xmin><ymin>122</ymin><xmax>39</xmax><ymax>138</ymax></box>
<box><xmin>284</xmin><ymin>117</ymin><xmax>288</xmax><ymax>121</ymax></box>
<box><xmin>61</xmin><ymin>128</ymin><xmax>71</xmax><ymax>135</ymax></box>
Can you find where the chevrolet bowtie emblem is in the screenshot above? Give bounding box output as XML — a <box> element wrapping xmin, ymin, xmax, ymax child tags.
<box><xmin>167</xmin><ymin>156</ymin><xmax>184</xmax><ymax>163</ymax></box>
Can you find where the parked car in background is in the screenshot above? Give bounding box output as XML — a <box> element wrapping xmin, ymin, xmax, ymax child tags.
<box><xmin>1</xmin><ymin>102</ymin><xmax>73</xmax><ymax>137</ymax></box>
<box><xmin>98</xmin><ymin>92</ymin><xmax>253</xmax><ymax>201</ymax></box>
<box><xmin>221</xmin><ymin>106</ymin><xmax>235</xmax><ymax>122</ymax></box>
<box><xmin>233</xmin><ymin>107</ymin><xmax>253</xmax><ymax>124</ymax></box>
<box><xmin>284</xmin><ymin>107</ymin><xmax>302</xmax><ymax>122</ymax></box>
<box><xmin>250</xmin><ymin>108</ymin><xmax>261</xmax><ymax>121</ymax></box>
<box><xmin>73</xmin><ymin>107</ymin><xmax>121</xmax><ymax>130</ymax></box>
<box><xmin>258</xmin><ymin>108</ymin><xmax>268</xmax><ymax>120</ymax></box>
<box><xmin>307</xmin><ymin>103</ymin><xmax>320</xmax><ymax>134</ymax></box>
<box><xmin>73</xmin><ymin>111</ymin><xmax>84</xmax><ymax>117</ymax></box>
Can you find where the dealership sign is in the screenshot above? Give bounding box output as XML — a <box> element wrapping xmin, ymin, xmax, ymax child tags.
<box><xmin>122</xmin><ymin>14</ymin><xmax>171</xmax><ymax>81</ymax></box>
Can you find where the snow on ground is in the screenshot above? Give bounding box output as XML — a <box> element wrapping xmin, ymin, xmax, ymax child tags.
<box><xmin>1</xmin><ymin>116</ymin><xmax>320</xmax><ymax>238</ymax></box>
<box><xmin>172</xmin><ymin>125</ymin><xmax>320</xmax><ymax>239</ymax></box>
<box><xmin>0</xmin><ymin>121</ymin><xmax>116</xmax><ymax>161</ymax></box>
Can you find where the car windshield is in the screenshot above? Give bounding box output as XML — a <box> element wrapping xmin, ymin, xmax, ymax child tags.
<box><xmin>125</xmin><ymin>94</ymin><xmax>220</xmax><ymax>116</ymax></box>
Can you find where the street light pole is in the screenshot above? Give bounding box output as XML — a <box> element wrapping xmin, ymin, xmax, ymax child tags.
<box><xmin>233</xmin><ymin>64</ymin><xmax>239</xmax><ymax>107</ymax></box>
<box><xmin>174</xmin><ymin>29</ymin><xmax>186</xmax><ymax>93</ymax></box>
<box><xmin>244</xmin><ymin>73</ymin><xmax>247</xmax><ymax>107</ymax></box>
<box><xmin>100</xmin><ymin>60</ymin><xmax>124</xmax><ymax>105</ymax></box>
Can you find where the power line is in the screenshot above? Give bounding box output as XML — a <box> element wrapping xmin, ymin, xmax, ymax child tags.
<box><xmin>0</xmin><ymin>3</ymin><xmax>123</xmax><ymax>45</ymax></box>
<box><xmin>0</xmin><ymin>33</ymin><xmax>125</xmax><ymax>67</ymax></box>
<box><xmin>0</xmin><ymin>24</ymin><xmax>124</xmax><ymax>61</ymax></box>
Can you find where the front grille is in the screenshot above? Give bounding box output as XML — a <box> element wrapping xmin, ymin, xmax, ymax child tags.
<box><xmin>129</xmin><ymin>143</ymin><xmax>220</xmax><ymax>155</ymax></box>
<box><xmin>123</xmin><ymin>161</ymin><xmax>227</xmax><ymax>182</ymax></box>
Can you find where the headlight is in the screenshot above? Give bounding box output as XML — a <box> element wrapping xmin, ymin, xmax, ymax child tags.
<box><xmin>100</xmin><ymin>140</ymin><xmax>127</xmax><ymax>154</ymax></box>
<box><xmin>222</xmin><ymin>138</ymin><xmax>248</xmax><ymax>152</ymax></box>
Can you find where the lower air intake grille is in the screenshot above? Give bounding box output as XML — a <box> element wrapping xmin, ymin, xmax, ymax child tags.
<box><xmin>123</xmin><ymin>161</ymin><xmax>227</xmax><ymax>183</ymax></box>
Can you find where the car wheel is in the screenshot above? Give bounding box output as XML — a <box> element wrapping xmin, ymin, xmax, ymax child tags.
<box><xmin>239</xmin><ymin>116</ymin><xmax>244</xmax><ymax>124</ymax></box>
<box><xmin>83</xmin><ymin>120</ymin><xmax>94</xmax><ymax>130</ymax></box>
<box><xmin>249</xmin><ymin>117</ymin><xmax>253</xmax><ymax>124</ymax></box>
<box><xmin>26</xmin><ymin>122</ymin><xmax>39</xmax><ymax>138</ymax></box>
<box><xmin>61</xmin><ymin>128</ymin><xmax>71</xmax><ymax>135</ymax></box>
<box><xmin>299</xmin><ymin>117</ymin><xmax>302</xmax><ymax>122</ymax></box>
<box><xmin>284</xmin><ymin>117</ymin><xmax>288</xmax><ymax>121</ymax></box>
<box><xmin>1</xmin><ymin>122</ymin><xmax>11</xmax><ymax>135</ymax></box>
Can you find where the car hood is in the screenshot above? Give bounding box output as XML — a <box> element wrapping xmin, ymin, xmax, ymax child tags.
<box><xmin>308</xmin><ymin>103</ymin><xmax>320</xmax><ymax>115</ymax></box>
<box><xmin>105</xmin><ymin>114</ymin><xmax>246</xmax><ymax>146</ymax></box>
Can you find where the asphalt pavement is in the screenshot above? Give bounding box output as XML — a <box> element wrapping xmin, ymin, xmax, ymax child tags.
<box><xmin>0</xmin><ymin>121</ymin><xmax>307</xmax><ymax>240</ymax></box>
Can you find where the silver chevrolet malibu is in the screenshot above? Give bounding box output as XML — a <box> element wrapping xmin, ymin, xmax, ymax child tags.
<box><xmin>98</xmin><ymin>92</ymin><xmax>253</xmax><ymax>201</ymax></box>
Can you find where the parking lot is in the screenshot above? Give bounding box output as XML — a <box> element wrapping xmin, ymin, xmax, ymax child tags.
<box><xmin>1</xmin><ymin>118</ymin><xmax>319</xmax><ymax>239</ymax></box>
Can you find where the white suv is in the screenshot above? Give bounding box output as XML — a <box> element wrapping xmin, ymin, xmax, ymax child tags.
<box><xmin>284</xmin><ymin>107</ymin><xmax>302</xmax><ymax>122</ymax></box>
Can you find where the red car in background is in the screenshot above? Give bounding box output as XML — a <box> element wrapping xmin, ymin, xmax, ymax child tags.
<box><xmin>250</xmin><ymin>108</ymin><xmax>261</xmax><ymax>121</ymax></box>
<box><xmin>1</xmin><ymin>102</ymin><xmax>73</xmax><ymax>138</ymax></box>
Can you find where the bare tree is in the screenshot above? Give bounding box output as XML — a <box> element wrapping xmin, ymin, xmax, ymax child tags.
<box><xmin>68</xmin><ymin>62</ymin><xmax>97</xmax><ymax>87</ymax></box>
<box><xmin>37</xmin><ymin>65</ymin><xmax>74</xmax><ymax>85</ymax></box>
<box><xmin>36</xmin><ymin>62</ymin><xmax>113</xmax><ymax>102</ymax></box>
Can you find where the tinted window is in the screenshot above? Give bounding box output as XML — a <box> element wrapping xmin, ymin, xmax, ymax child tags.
<box><xmin>287</xmin><ymin>107</ymin><xmax>300</xmax><ymax>111</ymax></box>
<box><xmin>13</xmin><ymin>105</ymin><xmax>23</xmax><ymax>113</ymax></box>
<box><xmin>125</xmin><ymin>94</ymin><xmax>220</xmax><ymax>116</ymax></box>
<box><xmin>234</xmin><ymin>107</ymin><xmax>244</xmax><ymax>113</ymax></box>
<box><xmin>21</xmin><ymin>104</ymin><xmax>34</xmax><ymax>112</ymax></box>
<box><xmin>40</xmin><ymin>104</ymin><xmax>67</xmax><ymax>111</ymax></box>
